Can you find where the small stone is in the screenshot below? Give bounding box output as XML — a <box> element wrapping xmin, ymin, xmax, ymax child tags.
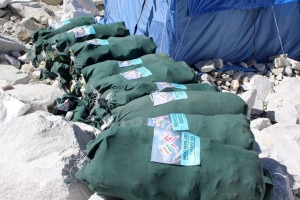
<box><xmin>254</xmin><ymin>63</ymin><xmax>266</xmax><ymax>72</ymax></box>
<box><xmin>211</xmin><ymin>71</ymin><xmax>221</xmax><ymax>78</ymax></box>
<box><xmin>225</xmin><ymin>70</ymin><xmax>235</xmax><ymax>76</ymax></box>
<box><xmin>200</xmin><ymin>74</ymin><xmax>216</xmax><ymax>82</ymax></box>
<box><xmin>221</xmin><ymin>73</ymin><xmax>232</xmax><ymax>82</ymax></box>
<box><xmin>276</xmin><ymin>73</ymin><xmax>283</xmax><ymax>81</ymax></box>
<box><xmin>246</xmin><ymin>60</ymin><xmax>256</xmax><ymax>67</ymax></box>
<box><xmin>284</xmin><ymin>66</ymin><xmax>294</xmax><ymax>76</ymax></box>
<box><xmin>269</xmin><ymin>54</ymin><xmax>287</xmax><ymax>62</ymax></box>
<box><xmin>274</xmin><ymin>57</ymin><xmax>290</xmax><ymax>68</ymax></box>
<box><xmin>242</xmin><ymin>77</ymin><xmax>250</xmax><ymax>85</ymax></box>
<box><xmin>230</xmin><ymin>80</ymin><xmax>240</xmax><ymax>92</ymax></box>
<box><xmin>250</xmin><ymin>118</ymin><xmax>272</xmax><ymax>131</ymax></box>
<box><xmin>239</xmin><ymin>62</ymin><xmax>248</xmax><ymax>68</ymax></box>
<box><xmin>271</xmin><ymin>67</ymin><xmax>284</xmax><ymax>76</ymax></box>
<box><xmin>195</xmin><ymin>60</ymin><xmax>216</xmax><ymax>73</ymax></box>
<box><xmin>221</xmin><ymin>85</ymin><xmax>229</xmax><ymax>91</ymax></box>
<box><xmin>215</xmin><ymin>78</ymin><xmax>223</xmax><ymax>86</ymax></box>
<box><xmin>233</xmin><ymin>71</ymin><xmax>244</xmax><ymax>80</ymax></box>
<box><xmin>212</xmin><ymin>58</ymin><xmax>223</xmax><ymax>68</ymax></box>
<box><xmin>274</xmin><ymin>80</ymin><xmax>280</xmax><ymax>86</ymax></box>
<box><xmin>269</xmin><ymin>75</ymin><xmax>276</xmax><ymax>83</ymax></box>
<box><xmin>225</xmin><ymin>81</ymin><xmax>231</xmax><ymax>87</ymax></box>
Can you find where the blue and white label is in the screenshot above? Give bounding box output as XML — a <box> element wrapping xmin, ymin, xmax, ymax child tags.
<box><xmin>151</xmin><ymin>128</ymin><xmax>200</xmax><ymax>166</ymax></box>
<box><xmin>180</xmin><ymin>132</ymin><xmax>201</xmax><ymax>166</ymax></box>
<box><xmin>148</xmin><ymin>113</ymin><xmax>189</xmax><ymax>131</ymax></box>
<box><xmin>86</xmin><ymin>38</ymin><xmax>109</xmax><ymax>46</ymax></box>
<box><xmin>120</xmin><ymin>67</ymin><xmax>152</xmax><ymax>80</ymax></box>
<box><xmin>155</xmin><ymin>82</ymin><xmax>187</xmax><ymax>91</ymax></box>
<box><xmin>150</xmin><ymin>91</ymin><xmax>188</xmax><ymax>106</ymax></box>
<box><xmin>170</xmin><ymin>113</ymin><xmax>189</xmax><ymax>131</ymax></box>
<box><xmin>69</xmin><ymin>26</ymin><xmax>96</xmax><ymax>38</ymax></box>
<box><xmin>118</xmin><ymin>58</ymin><xmax>143</xmax><ymax>68</ymax></box>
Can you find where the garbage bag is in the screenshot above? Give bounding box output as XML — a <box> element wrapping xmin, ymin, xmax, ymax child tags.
<box><xmin>76</xmin><ymin>125</ymin><xmax>269</xmax><ymax>200</ymax></box>
<box><xmin>69</xmin><ymin>35</ymin><xmax>157</xmax><ymax>74</ymax></box>
<box><xmin>42</xmin><ymin>22</ymin><xmax>130</xmax><ymax>53</ymax></box>
<box><xmin>111</xmin><ymin>91</ymin><xmax>248</xmax><ymax>122</ymax></box>
<box><xmin>109</xmin><ymin>113</ymin><xmax>254</xmax><ymax>150</ymax></box>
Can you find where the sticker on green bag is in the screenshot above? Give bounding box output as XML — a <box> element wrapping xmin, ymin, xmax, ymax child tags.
<box><xmin>86</xmin><ymin>38</ymin><xmax>109</xmax><ymax>46</ymax></box>
<box><xmin>69</xmin><ymin>26</ymin><xmax>96</xmax><ymax>38</ymax></box>
<box><xmin>147</xmin><ymin>113</ymin><xmax>189</xmax><ymax>131</ymax></box>
<box><xmin>120</xmin><ymin>67</ymin><xmax>152</xmax><ymax>80</ymax></box>
<box><xmin>118</xmin><ymin>58</ymin><xmax>143</xmax><ymax>68</ymax></box>
<box><xmin>151</xmin><ymin>128</ymin><xmax>200</xmax><ymax>166</ymax></box>
<box><xmin>155</xmin><ymin>82</ymin><xmax>187</xmax><ymax>91</ymax></box>
<box><xmin>150</xmin><ymin>91</ymin><xmax>188</xmax><ymax>106</ymax></box>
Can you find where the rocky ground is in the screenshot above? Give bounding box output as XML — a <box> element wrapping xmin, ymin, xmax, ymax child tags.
<box><xmin>0</xmin><ymin>0</ymin><xmax>299</xmax><ymax>200</ymax></box>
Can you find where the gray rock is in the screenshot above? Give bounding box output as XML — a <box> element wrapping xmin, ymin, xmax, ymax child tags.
<box><xmin>233</xmin><ymin>71</ymin><xmax>244</xmax><ymax>81</ymax></box>
<box><xmin>284</xmin><ymin>66</ymin><xmax>294</xmax><ymax>76</ymax></box>
<box><xmin>77</xmin><ymin>0</ymin><xmax>98</xmax><ymax>16</ymax></box>
<box><xmin>59</xmin><ymin>0</ymin><xmax>95</xmax><ymax>20</ymax></box>
<box><xmin>265</xmin><ymin>77</ymin><xmax>300</xmax><ymax>123</ymax></box>
<box><xmin>212</xmin><ymin>58</ymin><xmax>223</xmax><ymax>68</ymax></box>
<box><xmin>0</xmin><ymin>64</ymin><xmax>30</xmax><ymax>85</ymax></box>
<box><xmin>6</xmin><ymin>83</ymin><xmax>66</xmax><ymax>114</ymax></box>
<box><xmin>10</xmin><ymin>2</ymin><xmax>51</xmax><ymax>25</ymax></box>
<box><xmin>250</xmin><ymin>118</ymin><xmax>272</xmax><ymax>131</ymax></box>
<box><xmin>10</xmin><ymin>50</ymin><xmax>21</xmax><ymax>59</ymax></box>
<box><xmin>0</xmin><ymin>33</ymin><xmax>26</xmax><ymax>54</ymax></box>
<box><xmin>0</xmin><ymin>8</ymin><xmax>6</xmax><ymax>17</ymax></box>
<box><xmin>254</xmin><ymin>63</ymin><xmax>266</xmax><ymax>72</ymax></box>
<box><xmin>200</xmin><ymin>73</ymin><xmax>215</xmax><ymax>82</ymax></box>
<box><xmin>248</xmin><ymin>74</ymin><xmax>274</xmax><ymax>102</ymax></box>
<box><xmin>274</xmin><ymin>57</ymin><xmax>290</xmax><ymax>68</ymax></box>
<box><xmin>0</xmin><ymin>111</ymin><xmax>97</xmax><ymax>200</ymax></box>
<box><xmin>252</xmin><ymin>122</ymin><xmax>300</xmax><ymax>199</ymax></box>
<box><xmin>239</xmin><ymin>62</ymin><xmax>248</xmax><ymax>68</ymax></box>
<box><xmin>194</xmin><ymin>60</ymin><xmax>215</xmax><ymax>73</ymax></box>
<box><xmin>0</xmin><ymin>53</ymin><xmax>20</xmax><ymax>69</ymax></box>
<box><xmin>230</xmin><ymin>79</ymin><xmax>240</xmax><ymax>92</ymax></box>
<box><xmin>0</xmin><ymin>88</ymin><xmax>31</xmax><ymax>123</ymax></box>
<box><xmin>41</xmin><ymin>0</ymin><xmax>62</xmax><ymax>5</ymax></box>
<box><xmin>239</xmin><ymin>90</ymin><xmax>257</xmax><ymax>119</ymax></box>
<box><xmin>0</xmin><ymin>18</ymin><xmax>8</xmax><ymax>26</ymax></box>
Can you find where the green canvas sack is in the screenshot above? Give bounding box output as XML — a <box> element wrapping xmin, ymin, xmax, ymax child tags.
<box><xmin>31</xmin><ymin>16</ymin><xmax>96</xmax><ymax>66</ymax></box>
<box><xmin>76</xmin><ymin>125</ymin><xmax>268</xmax><ymax>200</ymax></box>
<box><xmin>90</xmin><ymin>83</ymin><xmax>218</xmax><ymax>110</ymax></box>
<box><xmin>82</xmin><ymin>54</ymin><xmax>174</xmax><ymax>83</ymax></box>
<box><xmin>110</xmin><ymin>91</ymin><xmax>248</xmax><ymax>122</ymax></box>
<box><xmin>69</xmin><ymin>35</ymin><xmax>157</xmax><ymax>75</ymax></box>
<box><xmin>42</xmin><ymin>22</ymin><xmax>130</xmax><ymax>53</ymax></box>
<box><xmin>109</xmin><ymin>113</ymin><xmax>254</xmax><ymax>149</ymax></box>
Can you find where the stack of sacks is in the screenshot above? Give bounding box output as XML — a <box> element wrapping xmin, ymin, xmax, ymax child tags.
<box><xmin>30</xmin><ymin>18</ymin><xmax>273</xmax><ymax>200</ymax></box>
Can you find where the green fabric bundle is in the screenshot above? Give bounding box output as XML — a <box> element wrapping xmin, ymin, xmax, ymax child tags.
<box><xmin>82</xmin><ymin>54</ymin><xmax>174</xmax><ymax>83</ymax></box>
<box><xmin>94</xmin><ymin>83</ymin><xmax>218</xmax><ymax>110</ymax></box>
<box><xmin>111</xmin><ymin>91</ymin><xmax>248</xmax><ymax>122</ymax></box>
<box><xmin>31</xmin><ymin>16</ymin><xmax>96</xmax><ymax>63</ymax></box>
<box><xmin>42</xmin><ymin>22</ymin><xmax>130</xmax><ymax>53</ymax></box>
<box><xmin>110</xmin><ymin>113</ymin><xmax>254</xmax><ymax>149</ymax></box>
<box><xmin>69</xmin><ymin>35</ymin><xmax>157</xmax><ymax>75</ymax></box>
<box><xmin>76</xmin><ymin>125</ymin><xmax>268</xmax><ymax>200</ymax></box>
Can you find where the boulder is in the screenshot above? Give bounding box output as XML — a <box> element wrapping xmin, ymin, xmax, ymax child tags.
<box><xmin>77</xmin><ymin>0</ymin><xmax>98</xmax><ymax>16</ymax></box>
<box><xmin>265</xmin><ymin>77</ymin><xmax>300</xmax><ymax>123</ymax></box>
<box><xmin>9</xmin><ymin>2</ymin><xmax>51</xmax><ymax>25</ymax></box>
<box><xmin>0</xmin><ymin>64</ymin><xmax>30</xmax><ymax>85</ymax></box>
<box><xmin>6</xmin><ymin>83</ymin><xmax>66</xmax><ymax>114</ymax></box>
<box><xmin>57</xmin><ymin>0</ymin><xmax>94</xmax><ymax>20</ymax></box>
<box><xmin>41</xmin><ymin>0</ymin><xmax>62</xmax><ymax>5</ymax></box>
<box><xmin>252</xmin><ymin>122</ymin><xmax>300</xmax><ymax>199</ymax></box>
<box><xmin>238</xmin><ymin>89</ymin><xmax>257</xmax><ymax>118</ymax></box>
<box><xmin>0</xmin><ymin>88</ymin><xmax>30</xmax><ymax>123</ymax></box>
<box><xmin>0</xmin><ymin>8</ymin><xmax>6</xmax><ymax>17</ymax></box>
<box><xmin>0</xmin><ymin>33</ymin><xmax>26</xmax><ymax>54</ymax></box>
<box><xmin>0</xmin><ymin>111</ymin><xmax>97</xmax><ymax>199</ymax></box>
<box><xmin>0</xmin><ymin>53</ymin><xmax>20</xmax><ymax>68</ymax></box>
<box><xmin>250</xmin><ymin>118</ymin><xmax>272</xmax><ymax>131</ymax></box>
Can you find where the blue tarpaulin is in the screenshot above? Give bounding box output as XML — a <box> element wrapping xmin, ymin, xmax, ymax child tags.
<box><xmin>104</xmin><ymin>0</ymin><xmax>300</xmax><ymax>65</ymax></box>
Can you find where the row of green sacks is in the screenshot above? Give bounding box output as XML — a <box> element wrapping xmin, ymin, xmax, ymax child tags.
<box><xmin>30</xmin><ymin>17</ymin><xmax>273</xmax><ymax>200</ymax></box>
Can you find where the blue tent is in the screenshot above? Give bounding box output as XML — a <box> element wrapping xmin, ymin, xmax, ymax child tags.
<box><xmin>104</xmin><ymin>0</ymin><xmax>300</xmax><ymax>65</ymax></box>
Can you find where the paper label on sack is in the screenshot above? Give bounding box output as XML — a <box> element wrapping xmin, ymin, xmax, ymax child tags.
<box><xmin>86</xmin><ymin>39</ymin><xmax>109</xmax><ymax>46</ymax></box>
<box><xmin>151</xmin><ymin>128</ymin><xmax>200</xmax><ymax>166</ymax></box>
<box><xmin>120</xmin><ymin>67</ymin><xmax>152</xmax><ymax>80</ymax></box>
<box><xmin>150</xmin><ymin>91</ymin><xmax>188</xmax><ymax>106</ymax></box>
<box><xmin>155</xmin><ymin>82</ymin><xmax>187</xmax><ymax>91</ymax></box>
<box><xmin>118</xmin><ymin>58</ymin><xmax>143</xmax><ymax>68</ymax></box>
<box><xmin>147</xmin><ymin>113</ymin><xmax>189</xmax><ymax>131</ymax></box>
<box><xmin>69</xmin><ymin>26</ymin><xmax>96</xmax><ymax>38</ymax></box>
